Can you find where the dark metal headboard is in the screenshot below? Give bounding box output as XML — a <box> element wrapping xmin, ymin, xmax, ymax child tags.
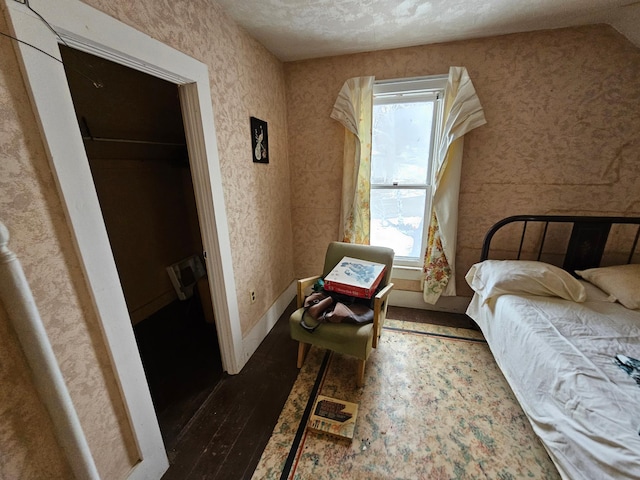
<box><xmin>481</xmin><ymin>215</ymin><xmax>640</xmax><ymax>273</ymax></box>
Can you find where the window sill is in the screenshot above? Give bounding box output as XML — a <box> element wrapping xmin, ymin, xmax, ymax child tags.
<box><xmin>391</xmin><ymin>265</ymin><xmax>423</xmax><ymax>281</ymax></box>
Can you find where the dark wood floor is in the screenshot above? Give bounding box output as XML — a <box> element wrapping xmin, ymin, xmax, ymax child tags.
<box><xmin>135</xmin><ymin>298</ymin><xmax>472</xmax><ymax>480</ymax></box>
<box><xmin>133</xmin><ymin>295</ymin><xmax>225</xmax><ymax>452</ymax></box>
<box><xmin>160</xmin><ymin>300</ymin><xmax>300</xmax><ymax>480</ymax></box>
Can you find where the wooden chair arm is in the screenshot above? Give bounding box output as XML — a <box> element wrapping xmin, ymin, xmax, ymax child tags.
<box><xmin>373</xmin><ymin>283</ymin><xmax>394</xmax><ymax>348</ymax></box>
<box><xmin>374</xmin><ymin>282</ymin><xmax>394</xmax><ymax>307</ymax></box>
<box><xmin>296</xmin><ymin>275</ymin><xmax>321</xmax><ymax>308</ymax></box>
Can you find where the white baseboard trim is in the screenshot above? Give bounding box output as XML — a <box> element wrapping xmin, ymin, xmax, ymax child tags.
<box><xmin>242</xmin><ymin>281</ymin><xmax>296</xmax><ymax>365</ymax></box>
<box><xmin>389</xmin><ymin>290</ymin><xmax>471</xmax><ymax>314</ymax></box>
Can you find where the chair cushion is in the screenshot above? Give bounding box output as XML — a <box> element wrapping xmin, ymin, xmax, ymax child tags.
<box><xmin>289</xmin><ymin>307</ymin><xmax>374</xmax><ymax>360</ymax></box>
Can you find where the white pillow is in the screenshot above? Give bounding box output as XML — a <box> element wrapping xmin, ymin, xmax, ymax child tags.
<box><xmin>465</xmin><ymin>260</ymin><xmax>586</xmax><ymax>304</ymax></box>
<box><xmin>580</xmin><ymin>280</ymin><xmax>617</xmax><ymax>303</ymax></box>
<box><xmin>575</xmin><ymin>264</ymin><xmax>640</xmax><ymax>310</ymax></box>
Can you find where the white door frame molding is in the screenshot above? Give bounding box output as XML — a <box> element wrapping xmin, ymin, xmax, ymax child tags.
<box><xmin>3</xmin><ymin>0</ymin><xmax>243</xmax><ymax>477</ymax></box>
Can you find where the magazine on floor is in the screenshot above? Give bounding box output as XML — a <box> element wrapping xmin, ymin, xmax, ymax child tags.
<box><xmin>308</xmin><ymin>395</ymin><xmax>359</xmax><ymax>440</ymax></box>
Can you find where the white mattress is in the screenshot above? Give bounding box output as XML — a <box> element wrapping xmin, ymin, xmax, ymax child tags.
<box><xmin>467</xmin><ymin>282</ymin><xmax>640</xmax><ymax>480</ymax></box>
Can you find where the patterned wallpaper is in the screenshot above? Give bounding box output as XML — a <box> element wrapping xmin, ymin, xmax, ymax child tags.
<box><xmin>0</xmin><ymin>0</ymin><xmax>292</xmax><ymax>477</ymax></box>
<box><xmin>0</xmin><ymin>8</ymin><xmax>138</xmax><ymax>478</ymax></box>
<box><xmin>285</xmin><ymin>25</ymin><xmax>640</xmax><ymax>296</ymax></box>
<box><xmin>1</xmin><ymin>1</ymin><xmax>639</xmax><ymax>477</ymax></box>
<box><xmin>0</xmin><ymin>306</ymin><xmax>73</xmax><ymax>479</ymax></box>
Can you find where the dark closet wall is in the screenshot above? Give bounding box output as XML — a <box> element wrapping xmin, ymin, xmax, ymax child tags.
<box><xmin>61</xmin><ymin>46</ymin><xmax>203</xmax><ymax>324</ymax></box>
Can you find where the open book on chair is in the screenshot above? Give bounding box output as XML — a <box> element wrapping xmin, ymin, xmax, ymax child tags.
<box><xmin>323</xmin><ymin>256</ymin><xmax>386</xmax><ymax>299</ymax></box>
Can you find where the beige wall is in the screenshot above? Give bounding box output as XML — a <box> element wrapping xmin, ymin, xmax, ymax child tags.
<box><xmin>286</xmin><ymin>25</ymin><xmax>640</xmax><ymax>296</ymax></box>
<box><xmin>0</xmin><ymin>0</ymin><xmax>292</xmax><ymax>478</ymax></box>
<box><xmin>0</xmin><ymin>10</ymin><xmax>138</xmax><ymax>479</ymax></box>
<box><xmin>1</xmin><ymin>2</ymin><xmax>639</xmax><ymax>478</ymax></box>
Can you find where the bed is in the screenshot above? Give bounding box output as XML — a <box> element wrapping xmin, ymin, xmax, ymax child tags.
<box><xmin>465</xmin><ymin>215</ymin><xmax>640</xmax><ymax>480</ymax></box>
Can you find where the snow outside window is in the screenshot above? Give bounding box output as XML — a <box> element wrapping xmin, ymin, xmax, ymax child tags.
<box><xmin>370</xmin><ymin>76</ymin><xmax>446</xmax><ymax>267</ymax></box>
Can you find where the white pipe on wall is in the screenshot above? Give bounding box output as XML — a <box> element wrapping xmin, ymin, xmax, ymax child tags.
<box><xmin>0</xmin><ymin>221</ymin><xmax>99</xmax><ymax>480</ymax></box>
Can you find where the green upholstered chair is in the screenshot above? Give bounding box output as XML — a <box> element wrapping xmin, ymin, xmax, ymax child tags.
<box><xmin>289</xmin><ymin>242</ymin><xmax>394</xmax><ymax>387</ymax></box>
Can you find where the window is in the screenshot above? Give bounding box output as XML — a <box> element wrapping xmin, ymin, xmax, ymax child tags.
<box><xmin>370</xmin><ymin>75</ymin><xmax>447</xmax><ymax>267</ymax></box>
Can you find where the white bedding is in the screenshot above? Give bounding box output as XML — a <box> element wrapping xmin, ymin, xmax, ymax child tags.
<box><xmin>467</xmin><ymin>281</ymin><xmax>640</xmax><ymax>480</ymax></box>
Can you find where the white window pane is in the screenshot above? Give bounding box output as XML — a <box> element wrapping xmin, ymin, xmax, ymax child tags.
<box><xmin>371</xmin><ymin>101</ymin><xmax>434</xmax><ymax>185</ymax></box>
<box><xmin>370</xmin><ymin>189</ymin><xmax>426</xmax><ymax>258</ymax></box>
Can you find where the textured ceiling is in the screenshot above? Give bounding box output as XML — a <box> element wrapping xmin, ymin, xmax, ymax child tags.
<box><xmin>216</xmin><ymin>0</ymin><xmax>640</xmax><ymax>61</ymax></box>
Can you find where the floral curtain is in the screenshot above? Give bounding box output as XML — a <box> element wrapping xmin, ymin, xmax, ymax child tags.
<box><xmin>423</xmin><ymin>67</ymin><xmax>487</xmax><ymax>304</ymax></box>
<box><xmin>330</xmin><ymin>76</ymin><xmax>375</xmax><ymax>244</ymax></box>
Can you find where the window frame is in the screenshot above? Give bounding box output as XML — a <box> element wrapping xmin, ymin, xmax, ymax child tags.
<box><xmin>370</xmin><ymin>75</ymin><xmax>447</xmax><ymax>268</ymax></box>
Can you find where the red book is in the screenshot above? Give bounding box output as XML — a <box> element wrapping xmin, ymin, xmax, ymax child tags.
<box><xmin>324</xmin><ymin>256</ymin><xmax>386</xmax><ymax>299</ymax></box>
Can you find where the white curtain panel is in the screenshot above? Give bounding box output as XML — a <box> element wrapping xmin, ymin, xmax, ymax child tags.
<box><xmin>330</xmin><ymin>76</ymin><xmax>375</xmax><ymax>243</ymax></box>
<box><xmin>424</xmin><ymin>66</ymin><xmax>487</xmax><ymax>303</ymax></box>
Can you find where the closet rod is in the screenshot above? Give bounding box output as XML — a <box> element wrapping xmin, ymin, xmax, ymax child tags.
<box><xmin>82</xmin><ymin>135</ymin><xmax>186</xmax><ymax>147</ymax></box>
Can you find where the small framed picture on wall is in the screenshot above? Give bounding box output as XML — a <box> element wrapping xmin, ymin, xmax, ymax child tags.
<box><xmin>250</xmin><ymin>116</ymin><xmax>269</xmax><ymax>164</ymax></box>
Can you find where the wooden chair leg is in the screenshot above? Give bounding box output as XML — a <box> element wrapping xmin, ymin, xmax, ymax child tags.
<box><xmin>356</xmin><ymin>359</ymin><xmax>366</xmax><ymax>387</ymax></box>
<box><xmin>297</xmin><ymin>342</ymin><xmax>310</xmax><ymax>368</ymax></box>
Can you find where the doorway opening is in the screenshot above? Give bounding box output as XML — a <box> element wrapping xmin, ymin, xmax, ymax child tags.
<box><xmin>60</xmin><ymin>46</ymin><xmax>224</xmax><ymax>450</ymax></box>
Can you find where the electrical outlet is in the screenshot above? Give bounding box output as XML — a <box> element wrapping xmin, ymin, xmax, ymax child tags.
<box><xmin>250</xmin><ymin>289</ymin><xmax>256</xmax><ymax>303</ymax></box>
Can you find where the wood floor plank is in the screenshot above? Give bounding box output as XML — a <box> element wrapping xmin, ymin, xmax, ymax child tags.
<box><xmin>208</xmin><ymin>369</ymin><xmax>299</xmax><ymax>479</ymax></box>
<box><xmin>162</xmin><ymin>300</ymin><xmax>299</xmax><ymax>479</ymax></box>
<box><xmin>163</xmin><ymin>381</ymin><xmax>250</xmax><ymax>477</ymax></box>
<box><xmin>187</xmin><ymin>382</ymin><xmax>269</xmax><ymax>478</ymax></box>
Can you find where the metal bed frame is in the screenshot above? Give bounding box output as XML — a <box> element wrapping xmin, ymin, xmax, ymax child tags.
<box><xmin>480</xmin><ymin>215</ymin><xmax>640</xmax><ymax>272</ymax></box>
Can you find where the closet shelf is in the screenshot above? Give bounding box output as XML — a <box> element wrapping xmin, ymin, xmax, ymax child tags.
<box><xmin>80</xmin><ymin>116</ymin><xmax>186</xmax><ymax>147</ymax></box>
<box><xmin>82</xmin><ymin>135</ymin><xmax>186</xmax><ymax>147</ymax></box>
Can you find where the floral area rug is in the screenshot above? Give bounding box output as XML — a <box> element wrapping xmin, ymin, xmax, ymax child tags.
<box><xmin>251</xmin><ymin>320</ymin><xmax>560</xmax><ymax>480</ymax></box>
